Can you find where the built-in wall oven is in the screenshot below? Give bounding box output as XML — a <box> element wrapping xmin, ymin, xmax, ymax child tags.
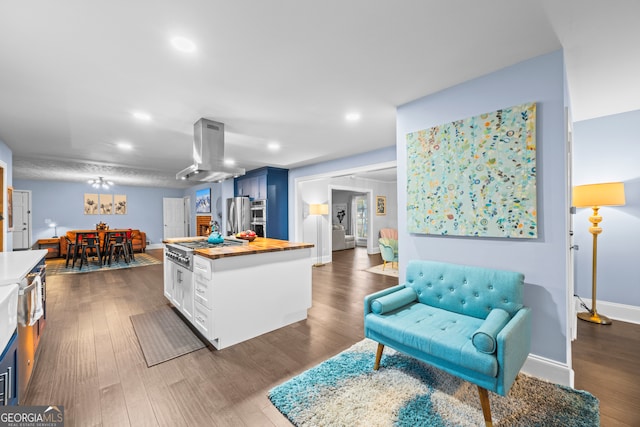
<box><xmin>17</xmin><ymin>255</ymin><xmax>46</xmax><ymax>404</ymax></box>
<box><xmin>251</xmin><ymin>199</ymin><xmax>266</xmax><ymax>237</ymax></box>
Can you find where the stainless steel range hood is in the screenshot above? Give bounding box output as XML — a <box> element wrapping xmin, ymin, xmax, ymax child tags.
<box><xmin>176</xmin><ymin>118</ymin><xmax>245</xmax><ymax>182</ymax></box>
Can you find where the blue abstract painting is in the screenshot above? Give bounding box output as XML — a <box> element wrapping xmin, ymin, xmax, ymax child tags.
<box><xmin>406</xmin><ymin>102</ymin><xmax>537</xmax><ymax>238</ymax></box>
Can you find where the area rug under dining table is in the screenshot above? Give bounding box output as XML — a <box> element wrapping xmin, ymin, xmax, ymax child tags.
<box><xmin>268</xmin><ymin>339</ymin><xmax>599</xmax><ymax>427</ymax></box>
<box><xmin>45</xmin><ymin>252</ymin><xmax>161</xmax><ymax>275</ymax></box>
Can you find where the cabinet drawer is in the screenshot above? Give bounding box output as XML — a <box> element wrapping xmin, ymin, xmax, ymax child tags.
<box><xmin>193</xmin><ymin>303</ymin><xmax>214</xmax><ymax>342</ymax></box>
<box><xmin>194</xmin><ymin>279</ymin><xmax>211</xmax><ymax>309</ymax></box>
<box><xmin>0</xmin><ymin>331</ymin><xmax>18</xmax><ymax>406</ymax></box>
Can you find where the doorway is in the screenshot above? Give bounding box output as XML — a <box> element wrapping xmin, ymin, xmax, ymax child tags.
<box><xmin>12</xmin><ymin>189</ymin><xmax>31</xmax><ymax>250</ymax></box>
<box><xmin>353</xmin><ymin>194</ymin><xmax>369</xmax><ymax>246</ymax></box>
<box><xmin>163</xmin><ymin>197</ymin><xmax>190</xmax><ymax>239</ymax></box>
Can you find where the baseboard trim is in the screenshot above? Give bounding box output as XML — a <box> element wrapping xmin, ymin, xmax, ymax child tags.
<box><xmin>147</xmin><ymin>243</ymin><xmax>164</xmax><ymax>250</ymax></box>
<box><xmin>574</xmin><ymin>297</ymin><xmax>640</xmax><ymax>325</ymax></box>
<box><xmin>522</xmin><ymin>354</ymin><xmax>574</xmax><ymax>388</ymax></box>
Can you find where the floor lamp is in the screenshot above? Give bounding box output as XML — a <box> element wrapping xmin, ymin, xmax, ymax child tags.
<box><xmin>309</xmin><ymin>203</ymin><xmax>329</xmax><ymax>267</ymax></box>
<box><xmin>573</xmin><ymin>182</ymin><xmax>625</xmax><ymax>325</ymax></box>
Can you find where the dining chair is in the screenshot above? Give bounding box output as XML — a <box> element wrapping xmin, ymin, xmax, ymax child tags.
<box><xmin>106</xmin><ymin>231</ymin><xmax>130</xmax><ymax>265</ymax></box>
<box><xmin>79</xmin><ymin>234</ymin><xmax>102</xmax><ymax>269</ymax></box>
<box><xmin>125</xmin><ymin>229</ymin><xmax>135</xmax><ymax>261</ymax></box>
<box><xmin>65</xmin><ymin>235</ymin><xmax>82</xmax><ymax>268</ymax></box>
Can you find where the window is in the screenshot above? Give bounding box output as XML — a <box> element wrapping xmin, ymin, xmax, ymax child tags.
<box><xmin>354</xmin><ymin>195</ymin><xmax>368</xmax><ymax>239</ymax></box>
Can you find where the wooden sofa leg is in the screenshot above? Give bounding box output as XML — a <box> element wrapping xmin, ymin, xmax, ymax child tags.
<box><xmin>373</xmin><ymin>343</ymin><xmax>384</xmax><ymax>370</ymax></box>
<box><xmin>477</xmin><ymin>386</ymin><xmax>493</xmax><ymax>427</ymax></box>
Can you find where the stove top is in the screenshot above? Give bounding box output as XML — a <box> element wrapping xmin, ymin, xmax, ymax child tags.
<box><xmin>178</xmin><ymin>241</ymin><xmax>236</xmax><ymax>249</ymax></box>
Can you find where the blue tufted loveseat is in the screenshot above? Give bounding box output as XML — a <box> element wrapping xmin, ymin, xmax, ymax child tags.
<box><xmin>364</xmin><ymin>260</ymin><xmax>531</xmax><ymax>426</ymax></box>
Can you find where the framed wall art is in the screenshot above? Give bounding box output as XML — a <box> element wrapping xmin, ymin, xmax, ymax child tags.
<box><xmin>114</xmin><ymin>194</ymin><xmax>127</xmax><ymax>215</ymax></box>
<box><xmin>99</xmin><ymin>194</ymin><xmax>113</xmax><ymax>215</ymax></box>
<box><xmin>406</xmin><ymin>102</ymin><xmax>537</xmax><ymax>239</ymax></box>
<box><xmin>84</xmin><ymin>193</ymin><xmax>99</xmax><ymax>215</ymax></box>
<box><xmin>196</xmin><ymin>188</ymin><xmax>211</xmax><ymax>213</ymax></box>
<box><xmin>7</xmin><ymin>186</ymin><xmax>13</xmax><ymax>230</ymax></box>
<box><xmin>333</xmin><ymin>203</ymin><xmax>347</xmax><ymax>225</ymax></box>
<box><xmin>376</xmin><ymin>196</ymin><xmax>386</xmax><ymax>216</ymax></box>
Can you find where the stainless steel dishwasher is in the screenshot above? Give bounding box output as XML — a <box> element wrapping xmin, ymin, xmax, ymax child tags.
<box><xmin>17</xmin><ymin>256</ymin><xmax>46</xmax><ymax>403</ymax></box>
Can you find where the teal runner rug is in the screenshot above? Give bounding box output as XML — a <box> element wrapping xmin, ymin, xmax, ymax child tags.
<box><xmin>46</xmin><ymin>252</ymin><xmax>161</xmax><ymax>275</ymax></box>
<box><xmin>269</xmin><ymin>339</ymin><xmax>599</xmax><ymax>427</ymax></box>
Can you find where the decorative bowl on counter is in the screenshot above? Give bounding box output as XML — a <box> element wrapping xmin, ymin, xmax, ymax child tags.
<box><xmin>236</xmin><ymin>235</ymin><xmax>256</xmax><ymax>242</ymax></box>
<box><xmin>236</xmin><ymin>231</ymin><xmax>257</xmax><ymax>242</ymax></box>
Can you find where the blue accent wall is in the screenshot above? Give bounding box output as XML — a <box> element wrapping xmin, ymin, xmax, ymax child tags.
<box><xmin>13</xmin><ymin>179</ymin><xmax>183</xmax><ymax>246</ymax></box>
<box><xmin>397</xmin><ymin>51</ymin><xmax>570</xmax><ymax>364</ymax></box>
<box><xmin>573</xmin><ymin>109</ymin><xmax>640</xmax><ymax>307</ymax></box>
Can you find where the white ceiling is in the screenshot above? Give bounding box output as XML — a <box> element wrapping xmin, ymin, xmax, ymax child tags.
<box><xmin>1</xmin><ymin>1</ymin><xmax>639</xmax><ymax>189</ymax></box>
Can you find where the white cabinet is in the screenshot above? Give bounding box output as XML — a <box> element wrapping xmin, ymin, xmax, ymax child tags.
<box><xmin>190</xmin><ymin>251</ymin><xmax>311</xmax><ymax>350</ymax></box>
<box><xmin>163</xmin><ymin>255</ymin><xmax>194</xmax><ymax>322</ymax></box>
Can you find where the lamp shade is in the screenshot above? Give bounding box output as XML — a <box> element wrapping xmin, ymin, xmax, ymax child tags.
<box><xmin>573</xmin><ymin>182</ymin><xmax>625</xmax><ymax>208</ymax></box>
<box><xmin>309</xmin><ymin>203</ymin><xmax>329</xmax><ymax>215</ymax></box>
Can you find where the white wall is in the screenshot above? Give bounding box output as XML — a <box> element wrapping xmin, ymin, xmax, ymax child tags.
<box><xmin>289</xmin><ymin>146</ymin><xmax>396</xmax><ymax>242</ymax></box>
<box><xmin>397</xmin><ymin>51</ymin><xmax>571</xmax><ymax>376</ymax></box>
<box><xmin>295</xmin><ymin>169</ymin><xmax>397</xmax><ymax>264</ymax></box>
<box><xmin>573</xmin><ymin>109</ymin><xmax>640</xmax><ymax>314</ymax></box>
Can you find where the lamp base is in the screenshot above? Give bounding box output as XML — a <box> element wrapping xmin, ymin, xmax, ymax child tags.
<box><xmin>577</xmin><ymin>311</ymin><xmax>612</xmax><ymax>325</ymax></box>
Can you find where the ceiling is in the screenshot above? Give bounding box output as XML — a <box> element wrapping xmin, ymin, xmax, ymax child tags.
<box><xmin>2</xmin><ymin>1</ymin><xmax>639</xmax><ymax>189</ymax></box>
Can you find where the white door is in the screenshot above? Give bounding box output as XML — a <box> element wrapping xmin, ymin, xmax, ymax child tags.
<box><xmin>567</xmin><ymin>109</ymin><xmax>578</xmax><ymax>341</ymax></box>
<box><xmin>163</xmin><ymin>198</ymin><xmax>186</xmax><ymax>239</ymax></box>
<box><xmin>12</xmin><ymin>190</ymin><xmax>31</xmax><ymax>250</ymax></box>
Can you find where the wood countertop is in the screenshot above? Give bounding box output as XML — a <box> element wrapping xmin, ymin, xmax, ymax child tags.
<box><xmin>194</xmin><ymin>237</ymin><xmax>314</xmax><ymax>260</ymax></box>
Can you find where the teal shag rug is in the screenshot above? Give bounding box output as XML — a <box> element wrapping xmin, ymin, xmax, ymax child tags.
<box><xmin>268</xmin><ymin>339</ymin><xmax>599</xmax><ymax>427</ymax></box>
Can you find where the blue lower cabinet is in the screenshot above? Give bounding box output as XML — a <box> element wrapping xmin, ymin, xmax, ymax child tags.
<box><xmin>0</xmin><ymin>330</ymin><xmax>18</xmax><ymax>406</ymax></box>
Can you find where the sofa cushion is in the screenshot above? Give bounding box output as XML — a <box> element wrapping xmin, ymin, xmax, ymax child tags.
<box><xmin>405</xmin><ymin>260</ymin><xmax>524</xmax><ymax>320</ymax></box>
<box><xmin>472</xmin><ymin>308</ymin><xmax>510</xmax><ymax>354</ymax></box>
<box><xmin>371</xmin><ymin>287</ymin><xmax>417</xmax><ymax>314</ymax></box>
<box><xmin>365</xmin><ymin>303</ymin><xmax>499</xmax><ymax>377</ymax></box>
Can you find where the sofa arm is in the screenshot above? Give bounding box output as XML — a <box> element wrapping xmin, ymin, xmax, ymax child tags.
<box><xmin>496</xmin><ymin>307</ymin><xmax>532</xmax><ymax>395</ymax></box>
<box><xmin>139</xmin><ymin>232</ymin><xmax>147</xmax><ymax>250</ymax></box>
<box><xmin>59</xmin><ymin>236</ymin><xmax>67</xmax><ymax>257</ymax></box>
<box><xmin>364</xmin><ymin>284</ymin><xmax>406</xmax><ymax>316</ymax></box>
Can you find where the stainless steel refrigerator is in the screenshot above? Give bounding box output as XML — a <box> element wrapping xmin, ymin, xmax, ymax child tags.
<box><xmin>226</xmin><ymin>196</ymin><xmax>251</xmax><ymax>236</ymax></box>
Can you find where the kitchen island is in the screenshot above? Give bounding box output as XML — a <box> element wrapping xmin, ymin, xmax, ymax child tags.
<box><xmin>164</xmin><ymin>237</ymin><xmax>313</xmax><ymax>350</ymax></box>
<box><xmin>0</xmin><ymin>249</ymin><xmax>48</xmax><ymax>405</ymax></box>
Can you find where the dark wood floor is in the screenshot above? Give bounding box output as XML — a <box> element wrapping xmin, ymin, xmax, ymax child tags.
<box><xmin>573</xmin><ymin>318</ymin><xmax>640</xmax><ymax>426</ymax></box>
<box><xmin>25</xmin><ymin>248</ymin><xmax>639</xmax><ymax>426</ymax></box>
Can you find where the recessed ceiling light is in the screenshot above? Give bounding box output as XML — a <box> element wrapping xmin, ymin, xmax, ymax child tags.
<box><xmin>267</xmin><ymin>142</ymin><xmax>280</xmax><ymax>151</ymax></box>
<box><xmin>117</xmin><ymin>141</ymin><xmax>133</xmax><ymax>150</ymax></box>
<box><xmin>224</xmin><ymin>158</ymin><xmax>236</xmax><ymax>166</ymax></box>
<box><xmin>132</xmin><ymin>111</ymin><xmax>152</xmax><ymax>121</ymax></box>
<box><xmin>345</xmin><ymin>112</ymin><xmax>361</xmax><ymax>122</ymax></box>
<box><xmin>171</xmin><ymin>36</ymin><xmax>197</xmax><ymax>53</ymax></box>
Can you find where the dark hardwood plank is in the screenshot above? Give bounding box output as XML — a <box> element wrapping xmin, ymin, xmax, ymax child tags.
<box><xmin>573</xmin><ymin>320</ymin><xmax>640</xmax><ymax>426</ymax></box>
<box><xmin>23</xmin><ymin>247</ymin><xmax>638</xmax><ymax>426</ymax></box>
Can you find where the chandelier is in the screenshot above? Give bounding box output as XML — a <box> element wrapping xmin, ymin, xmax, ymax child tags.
<box><xmin>88</xmin><ymin>177</ymin><xmax>114</xmax><ymax>190</ymax></box>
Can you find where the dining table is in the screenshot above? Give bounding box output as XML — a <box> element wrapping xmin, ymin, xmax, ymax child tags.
<box><xmin>68</xmin><ymin>229</ymin><xmax>133</xmax><ymax>267</ymax></box>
